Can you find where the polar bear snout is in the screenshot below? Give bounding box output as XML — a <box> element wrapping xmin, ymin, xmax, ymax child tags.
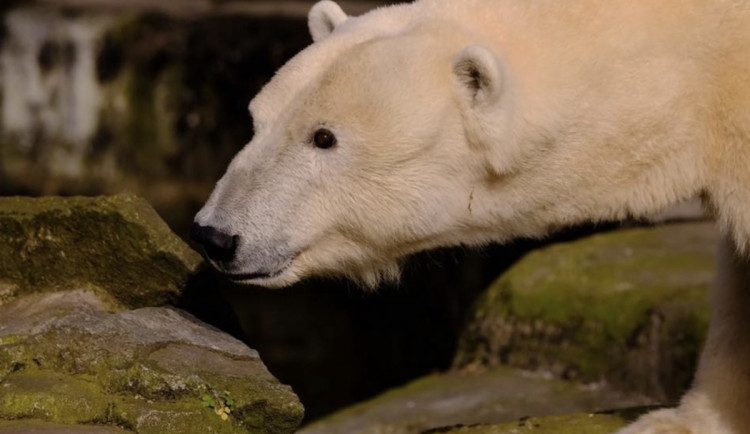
<box><xmin>190</xmin><ymin>222</ymin><xmax>240</xmax><ymax>264</ymax></box>
<box><xmin>190</xmin><ymin>209</ymin><xmax>301</xmax><ymax>285</ymax></box>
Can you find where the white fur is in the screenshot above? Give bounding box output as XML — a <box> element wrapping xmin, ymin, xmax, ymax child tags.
<box><xmin>196</xmin><ymin>0</ymin><xmax>750</xmax><ymax>431</ymax></box>
<box><xmin>308</xmin><ymin>0</ymin><xmax>348</xmax><ymax>42</ymax></box>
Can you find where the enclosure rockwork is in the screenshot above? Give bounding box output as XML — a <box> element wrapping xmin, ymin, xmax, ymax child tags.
<box><xmin>301</xmin><ymin>222</ymin><xmax>714</xmax><ymax>434</ymax></box>
<box><xmin>0</xmin><ymin>194</ymin><xmax>304</xmax><ymax>434</ymax></box>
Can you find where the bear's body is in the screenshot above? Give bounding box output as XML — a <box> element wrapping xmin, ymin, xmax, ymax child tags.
<box><xmin>193</xmin><ymin>1</ymin><xmax>750</xmax><ymax>432</ymax></box>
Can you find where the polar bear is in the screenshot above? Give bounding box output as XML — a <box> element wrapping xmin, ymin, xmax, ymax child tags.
<box><xmin>192</xmin><ymin>0</ymin><xmax>750</xmax><ymax>432</ymax></box>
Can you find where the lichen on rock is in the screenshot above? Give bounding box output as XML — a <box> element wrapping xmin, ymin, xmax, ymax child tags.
<box><xmin>419</xmin><ymin>411</ymin><xmax>639</xmax><ymax>434</ymax></box>
<box><xmin>454</xmin><ymin>222</ymin><xmax>717</xmax><ymax>402</ymax></box>
<box><xmin>0</xmin><ymin>292</ymin><xmax>304</xmax><ymax>434</ymax></box>
<box><xmin>0</xmin><ymin>194</ymin><xmax>203</xmax><ymax>309</ymax></box>
<box><xmin>299</xmin><ymin>366</ymin><xmax>649</xmax><ymax>434</ymax></box>
<box><xmin>0</xmin><ymin>193</ymin><xmax>303</xmax><ymax>432</ymax></box>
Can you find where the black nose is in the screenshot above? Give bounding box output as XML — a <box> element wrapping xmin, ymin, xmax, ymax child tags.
<box><xmin>190</xmin><ymin>223</ymin><xmax>239</xmax><ymax>263</ymax></box>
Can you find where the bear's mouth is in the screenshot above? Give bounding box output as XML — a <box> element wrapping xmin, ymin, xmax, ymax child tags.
<box><xmin>223</xmin><ymin>266</ymin><xmax>287</xmax><ymax>282</ymax></box>
<box><xmin>220</xmin><ymin>253</ymin><xmax>298</xmax><ymax>285</ymax></box>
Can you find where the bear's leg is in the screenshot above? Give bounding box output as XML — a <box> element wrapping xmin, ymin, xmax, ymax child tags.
<box><xmin>617</xmin><ymin>236</ymin><xmax>750</xmax><ymax>434</ymax></box>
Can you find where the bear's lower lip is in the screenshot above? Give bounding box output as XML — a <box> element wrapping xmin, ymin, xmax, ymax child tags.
<box><xmin>223</xmin><ymin>267</ymin><xmax>286</xmax><ymax>282</ymax></box>
<box><xmin>221</xmin><ymin>256</ymin><xmax>296</xmax><ymax>283</ymax></box>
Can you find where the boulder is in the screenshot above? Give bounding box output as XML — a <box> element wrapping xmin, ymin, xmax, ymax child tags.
<box><xmin>454</xmin><ymin>222</ymin><xmax>718</xmax><ymax>401</ymax></box>
<box><xmin>0</xmin><ymin>194</ymin><xmax>303</xmax><ymax>432</ymax></box>
<box><xmin>0</xmin><ymin>194</ymin><xmax>203</xmax><ymax>309</ymax></box>
<box><xmin>0</xmin><ymin>290</ymin><xmax>304</xmax><ymax>434</ymax></box>
<box><xmin>299</xmin><ymin>366</ymin><xmax>648</xmax><ymax>434</ymax></box>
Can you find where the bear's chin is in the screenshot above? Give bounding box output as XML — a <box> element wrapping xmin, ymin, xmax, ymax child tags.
<box><xmin>221</xmin><ymin>263</ymin><xmax>299</xmax><ymax>288</ymax></box>
<box><xmin>342</xmin><ymin>261</ymin><xmax>402</xmax><ymax>291</ymax></box>
<box><xmin>218</xmin><ymin>251</ymin><xmax>403</xmax><ymax>290</ymax></box>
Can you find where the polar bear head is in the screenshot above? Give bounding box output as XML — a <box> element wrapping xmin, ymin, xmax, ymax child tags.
<box><xmin>191</xmin><ymin>1</ymin><xmax>568</xmax><ymax>287</ymax></box>
<box><xmin>191</xmin><ymin>1</ymin><xmax>534</xmax><ymax>288</ymax></box>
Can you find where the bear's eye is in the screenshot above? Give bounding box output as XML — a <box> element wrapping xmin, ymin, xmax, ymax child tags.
<box><xmin>312</xmin><ymin>128</ymin><xmax>337</xmax><ymax>149</ymax></box>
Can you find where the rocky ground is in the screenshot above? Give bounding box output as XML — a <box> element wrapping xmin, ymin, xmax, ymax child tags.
<box><xmin>455</xmin><ymin>222</ymin><xmax>715</xmax><ymax>401</ymax></box>
<box><xmin>0</xmin><ymin>194</ymin><xmax>715</xmax><ymax>433</ymax></box>
<box><xmin>299</xmin><ymin>367</ymin><xmax>649</xmax><ymax>434</ymax></box>
<box><xmin>303</xmin><ymin>222</ymin><xmax>715</xmax><ymax>434</ymax></box>
<box><xmin>0</xmin><ymin>195</ymin><xmax>304</xmax><ymax>433</ymax></box>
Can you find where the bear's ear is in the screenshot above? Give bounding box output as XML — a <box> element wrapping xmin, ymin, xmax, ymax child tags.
<box><xmin>308</xmin><ymin>1</ymin><xmax>348</xmax><ymax>42</ymax></box>
<box><xmin>453</xmin><ymin>45</ymin><xmax>506</xmax><ymax>106</ymax></box>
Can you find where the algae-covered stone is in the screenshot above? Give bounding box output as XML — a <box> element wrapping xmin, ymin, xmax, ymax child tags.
<box><xmin>0</xmin><ymin>419</ymin><xmax>131</xmax><ymax>433</ymax></box>
<box><xmin>0</xmin><ymin>370</ymin><xmax>250</xmax><ymax>434</ymax></box>
<box><xmin>0</xmin><ymin>194</ymin><xmax>203</xmax><ymax>308</ymax></box>
<box><xmin>419</xmin><ymin>411</ymin><xmax>641</xmax><ymax>434</ymax></box>
<box><xmin>0</xmin><ymin>292</ymin><xmax>304</xmax><ymax>434</ymax></box>
<box><xmin>299</xmin><ymin>366</ymin><xmax>648</xmax><ymax>434</ymax></box>
<box><xmin>0</xmin><ymin>371</ymin><xmax>113</xmax><ymax>424</ymax></box>
<box><xmin>455</xmin><ymin>222</ymin><xmax>717</xmax><ymax>401</ymax></box>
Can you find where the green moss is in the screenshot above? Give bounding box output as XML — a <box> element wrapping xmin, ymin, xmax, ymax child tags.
<box><xmin>456</xmin><ymin>223</ymin><xmax>716</xmax><ymax>399</ymax></box>
<box><xmin>303</xmin><ymin>366</ymin><xmax>646</xmax><ymax>434</ymax></box>
<box><xmin>0</xmin><ymin>335</ymin><xmax>25</xmax><ymax>346</ymax></box>
<box><xmin>0</xmin><ymin>420</ymin><xmax>131</xmax><ymax>433</ymax></box>
<box><xmin>0</xmin><ymin>194</ymin><xmax>202</xmax><ymax>309</ymax></box>
<box><xmin>0</xmin><ymin>371</ymin><xmax>110</xmax><ymax>424</ymax></box>
<box><xmin>0</xmin><ymin>319</ymin><xmax>302</xmax><ymax>434</ymax></box>
<box><xmin>236</xmin><ymin>398</ymin><xmax>305</xmax><ymax>434</ymax></box>
<box><xmin>140</xmin><ymin>342</ymin><xmax>304</xmax><ymax>431</ymax></box>
<box><xmin>0</xmin><ymin>371</ymin><xmax>243</xmax><ymax>433</ymax></box>
<box><xmin>422</xmin><ymin>408</ymin><xmax>664</xmax><ymax>433</ymax></box>
<box><xmin>0</xmin><ymin>366</ymin><xmax>292</xmax><ymax>434</ymax></box>
<box><xmin>104</xmin><ymin>363</ymin><xmax>199</xmax><ymax>401</ymax></box>
<box><xmin>424</xmin><ymin>413</ymin><xmax>630</xmax><ymax>434</ymax></box>
<box><xmin>494</xmin><ymin>224</ymin><xmax>714</xmax><ymax>341</ymax></box>
<box><xmin>113</xmin><ymin>398</ymin><xmax>245</xmax><ymax>434</ymax></box>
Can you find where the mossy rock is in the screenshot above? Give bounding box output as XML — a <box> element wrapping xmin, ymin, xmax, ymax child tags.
<box><xmin>300</xmin><ymin>366</ymin><xmax>648</xmax><ymax>434</ymax></box>
<box><xmin>0</xmin><ymin>194</ymin><xmax>203</xmax><ymax>309</ymax></box>
<box><xmin>0</xmin><ymin>292</ymin><xmax>304</xmax><ymax>434</ymax></box>
<box><xmin>0</xmin><ymin>419</ymin><xmax>131</xmax><ymax>433</ymax></box>
<box><xmin>0</xmin><ymin>370</ymin><xmax>247</xmax><ymax>434</ymax></box>
<box><xmin>419</xmin><ymin>410</ymin><xmax>648</xmax><ymax>434</ymax></box>
<box><xmin>455</xmin><ymin>222</ymin><xmax>717</xmax><ymax>401</ymax></box>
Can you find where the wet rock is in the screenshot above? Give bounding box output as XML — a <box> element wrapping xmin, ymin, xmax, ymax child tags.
<box><xmin>299</xmin><ymin>366</ymin><xmax>649</xmax><ymax>434</ymax></box>
<box><xmin>454</xmin><ymin>222</ymin><xmax>718</xmax><ymax>402</ymax></box>
<box><xmin>0</xmin><ymin>194</ymin><xmax>203</xmax><ymax>309</ymax></box>
<box><xmin>0</xmin><ymin>291</ymin><xmax>304</xmax><ymax>434</ymax></box>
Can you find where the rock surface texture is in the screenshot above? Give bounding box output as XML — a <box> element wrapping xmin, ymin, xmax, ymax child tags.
<box><xmin>0</xmin><ymin>195</ymin><xmax>304</xmax><ymax>433</ymax></box>
<box><xmin>0</xmin><ymin>194</ymin><xmax>202</xmax><ymax>308</ymax></box>
<box><xmin>418</xmin><ymin>410</ymin><xmax>644</xmax><ymax>434</ymax></box>
<box><xmin>299</xmin><ymin>367</ymin><xmax>649</xmax><ymax>434</ymax></box>
<box><xmin>455</xmin><ymin>222</ymin><xmax>716</xmax><ymax>402</ymax></box>
<box><xmin>305</xmin><ymin>222</ymin><xmax>714</xmax><ymax>433</ymax></box>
